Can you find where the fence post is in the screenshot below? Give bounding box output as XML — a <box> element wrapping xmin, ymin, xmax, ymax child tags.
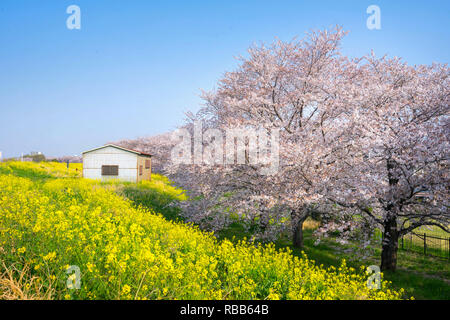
<box><xmin>423</xmin><ymin>233</ymin><xmax>427</xmax><ymax>256</ymax></box>
<box><xmin>401</xmin><ymin>236</ymin><xmax>404</xmax><ymax>250</ymax></box>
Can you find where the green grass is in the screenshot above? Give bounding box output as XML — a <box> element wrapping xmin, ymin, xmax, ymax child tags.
<box><xmin>408</xmin><ymin>224</ymin><xmax>449</xmax><ymax>238</ymax></box>
<box><xmin>121</xmin><ymin>181</ymin><xmax>449</xmax><ymax>301</ymax></box>
<box><xmin>401</xmin><ymin>233</ymin><xmax>449</xmax><ymax>259</ymax></box>
<box><xmin>5</xmin><ymin>162</ymin><xmax>444</xmax><ymax>299</ymax></box>
<box><xmin>281</xmin><ymin>231</ymin><xmax>449</xmax><ymax>300</ymax></box>
<box><xmin>373</xmin><ymin>225</ymin><xmax>450</xmax><ymax>260</ymax></box>
<box><xmin>215</xmin><ymin>218</ymin><xmax>449</xmax><ymax>300</ymax></box>
<box><xmin>0</xmin><ymin>162</ymin><xmax>54</xmax><ymax>181</ymax></box>
<box><xmin>118</xmin><ymin>174</ymin><xmax>187</xmax><ymax>222</ymax></box>
<box><xmin>91</xmin><ymin>174</ymin><xmax>450</xmax><ymax>300</ymax></box>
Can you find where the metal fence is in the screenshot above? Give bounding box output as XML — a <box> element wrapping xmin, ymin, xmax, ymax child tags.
<box><xmin>400</xmin><ymin>232</ymin><xmax>450</xmax><ymax>260</ymax></box>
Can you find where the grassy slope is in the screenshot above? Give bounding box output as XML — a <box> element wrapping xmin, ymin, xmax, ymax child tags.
<box><xmin>281</xmin><ymin>230</ymin><xmax>449</xmax><ymax>300</ymax></box>
<box><xmin>1</xmin><ymin>162</ymin><xmax>405</xmax><ymax>300</ymax></box>
<box><xmin>2</xmin><ymin>162</ymin><xmax>447</xmax><ymax>299</ymax></box>
<box><xmin>103</xmin><ymin>172</ymin><xmax>450</xmax><ymax>300</ymax></box>
<box><xmin>121</xmin><ymin>177</ymin><xmax>449</xmax><ymax>300</ymax></box>
<box><xmin>217</xmin><ymin>220</ymin><xmax>450</xmax><ymax>300</ymax></box>
<box><xmin>118</xmin><ymin>174</ymin><xmax>187</xmax><ymax>222</ymax></box>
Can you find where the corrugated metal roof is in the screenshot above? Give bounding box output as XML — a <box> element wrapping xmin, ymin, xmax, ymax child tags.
<box><xmin>82</xmin><ymin>144</ymin><xmax>152</xmax><ymax>157</ymax></box>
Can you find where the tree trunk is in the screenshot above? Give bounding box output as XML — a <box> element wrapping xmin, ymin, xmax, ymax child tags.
<box><xmin>292</xmin><ymin>208</ymin><xmax>308</xmax><ymax>249</ymax></box>
<box><xmin>381</xmin><ymin>158</ymin><xmax>400</xmax><ymax>271</ymax></box>
<box><xmin>293</xmin><ymin>218</ymin><xmax>305</xmax><ymax>248</ymax></box>
<box><xmin>380</xmin><ymin>217</ymin><xmax>399</xmax><ymax>271</ymax></box>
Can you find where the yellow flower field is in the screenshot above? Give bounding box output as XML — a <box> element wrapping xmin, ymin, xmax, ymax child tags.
<box><xmin>0</xmin><ymin>161</ymin><xmax>404</xmax><ymax>300</ymax></box>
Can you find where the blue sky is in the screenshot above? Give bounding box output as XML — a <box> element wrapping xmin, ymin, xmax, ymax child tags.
<box><xmin>0</xmin><ymin>0</ymin><xmax>449</xmax><ymax>158</ymax></box>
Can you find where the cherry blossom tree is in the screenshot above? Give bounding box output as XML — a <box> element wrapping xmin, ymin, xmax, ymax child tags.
<box><xmin>118</xmin><ymin>27</ymin><xmax>449</xmax><ymax>272</ymax></box>
<box><xmin>326</xmin><ymin>54</ymin><xmax>450</xmax><ymax>271</ymax></box>
<box><xmin>167</xmin><ymin>26</ymin><xmax>357</xmax><ymax>247</ymax></box>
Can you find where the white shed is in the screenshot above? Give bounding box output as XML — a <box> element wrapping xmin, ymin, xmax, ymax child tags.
<box><xmin>82</xmin><ymin>144</ymin><xmax>152</xmax><ymax>183</ymax></box>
